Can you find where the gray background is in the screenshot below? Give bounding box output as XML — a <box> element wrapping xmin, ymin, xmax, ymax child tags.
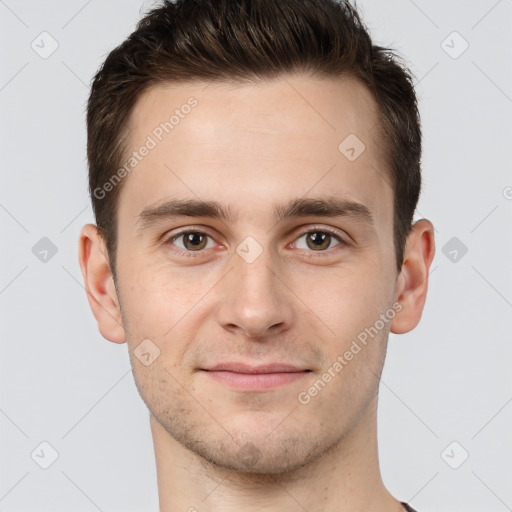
<box><xmin>1</xmin><ymin>0</ymin><xmax>511</xmax><ymax>510</ymax></box>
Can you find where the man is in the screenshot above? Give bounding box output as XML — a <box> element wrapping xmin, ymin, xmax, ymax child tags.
<box><xmin>78</xmin><ymin>0</ymin><xmax>435</xmax><ymax>510</ymax></box>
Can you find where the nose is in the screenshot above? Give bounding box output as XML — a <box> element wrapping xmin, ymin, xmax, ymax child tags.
<box><xmin>216</xmin><ymin>246</ymin><xmax>295</xmax><ymax>339</ymax></box>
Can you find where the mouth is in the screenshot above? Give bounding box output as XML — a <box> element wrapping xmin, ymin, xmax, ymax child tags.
<box><xmin>200</xmin><ymin>362</ymin><xmax>312</xmax><ymax>391</ymax></box>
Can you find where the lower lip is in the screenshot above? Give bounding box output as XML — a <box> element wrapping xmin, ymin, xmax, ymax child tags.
<box><xmin>202</xmin><ymin>370</ymin><xmax>309</xmax><ymax>391</ymax></box>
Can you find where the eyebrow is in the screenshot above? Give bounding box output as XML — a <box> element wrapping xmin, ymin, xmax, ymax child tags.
<box><xmin>135</xmin><ymin>195</ymin><xmax>374</xmax><ymax>234</ymax></box>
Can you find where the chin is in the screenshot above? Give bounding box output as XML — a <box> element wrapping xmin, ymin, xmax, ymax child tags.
<box><xmin>186</xmin><ymin>425</ymin><xmax>330</xmax><ymax>477</ymax></box>
<box><xmin>198</xmin><ymin>444</ymin><xmax>315</xmax><ymax>475</ymax></box>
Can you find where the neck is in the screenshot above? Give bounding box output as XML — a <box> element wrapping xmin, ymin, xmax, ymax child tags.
<box><xmin>151</xmin><ymin>397</ymin><xmax>403</xmax><ymax>512</ymax></box>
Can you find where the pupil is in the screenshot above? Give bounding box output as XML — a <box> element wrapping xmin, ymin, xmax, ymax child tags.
<box><xmin>187</xmin><ymin>233</ymin><xmax>204</xmax><ymax>248</ymax></box>
<box><xmin>311</xmin><ymin>232</ymin><xmax>326</xmax><ymax>245</ymax></box>
<box><xmin>307</xmin><ymin>232</ymin><xmax>330</xmax><ymax>250</ymax></box>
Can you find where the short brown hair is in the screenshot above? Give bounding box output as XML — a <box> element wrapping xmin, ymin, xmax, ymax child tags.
<box><xmin>87</xmin><ymin>0</ymin><xmax>422</xmax><ymax>280</ymax></box>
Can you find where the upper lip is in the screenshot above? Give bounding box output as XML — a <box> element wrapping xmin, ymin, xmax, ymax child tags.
<box><xmin>203</xmin><ymin>362</ymin><xmax>309</xmax><ymax>373</ymax></box>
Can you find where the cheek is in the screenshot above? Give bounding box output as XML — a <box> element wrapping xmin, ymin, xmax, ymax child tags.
<box><xmin>119</xmin><ymin>260</ymin><xmax>184</xmax><ymax>320</ymax></box>
<box><xmin>118</xmin><ymin>264</ymin><xmax>210</xmax><ymax>366</ymax></box>
<box><xmin>293</xmin><ymin>262</ymin><xmax>388</xmax><ymax>337</ymax></box>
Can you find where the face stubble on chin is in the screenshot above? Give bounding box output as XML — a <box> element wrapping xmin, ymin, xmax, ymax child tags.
<box><xmin>124</xmin><ymin>315</ymin><xmax>391</xmax><ymax>476</ymax></box>
<box><xmin>112</xmin><ymin>74</ymin><xmax>399</xmax><ymax>477</ymax></box>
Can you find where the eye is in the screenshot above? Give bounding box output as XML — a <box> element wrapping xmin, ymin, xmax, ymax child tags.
<box><xmin>170</xmin><ymin>231</ymin><xmax>216</xmax><ymax>252</ymax></box>
<box><xmin>293</xmin><ymin>229</ymin><xmax>344</xmax><ymax>252</ymax></box>
<box><xmin>163</xmin><ymin>226</ymin><xmax>348</xmax><ymax>257</ymax></box>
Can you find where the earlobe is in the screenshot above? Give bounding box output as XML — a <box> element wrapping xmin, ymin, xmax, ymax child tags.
<box><xmin>390</xmin><ymin>219</ymin><xmax>436</xmax><ymax>335</ymax></box>
<box><xmin>78</xmin><ymin>224</ymin><xmax>126</xmax><ymax>344</ymax></box>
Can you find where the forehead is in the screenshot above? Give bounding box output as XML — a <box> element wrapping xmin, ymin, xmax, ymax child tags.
<box><xmin>118</xmin><ymin>74</ymin><xmax>392</xmax><ymax>232</ymax></box>
<box><xmin>130</xmin><ymin>74</ymin><xmax>381</xmax><ymax>152</ymax></box>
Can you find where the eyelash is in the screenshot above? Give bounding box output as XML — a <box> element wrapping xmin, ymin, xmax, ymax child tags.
<box><xmin>163</xmin><ymin>225</ymin><xmax>350</xmax><ymax>258</ymax></box>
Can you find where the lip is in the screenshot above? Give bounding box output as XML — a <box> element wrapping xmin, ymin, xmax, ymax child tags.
<box><xmin>205</xmin><ymin>362</ymin><xmax>308</xmax><ymax>373</ymax></box>
<box><xmin>201</xmin><ymin>362</ymin><xmax>311</xmax><ymax>391</ymax></box>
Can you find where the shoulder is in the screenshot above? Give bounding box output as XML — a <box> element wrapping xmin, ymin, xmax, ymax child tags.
<box><xmin>401</xmin><ymin>503</ymin><xmax>419</xmax><ymax>512</ymax></box>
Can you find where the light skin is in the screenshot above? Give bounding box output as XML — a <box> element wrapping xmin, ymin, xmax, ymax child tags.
<box><xmin>79</xmin><ymin>74</ymin><xmax>435</xmax><ymax>511</ymax></box>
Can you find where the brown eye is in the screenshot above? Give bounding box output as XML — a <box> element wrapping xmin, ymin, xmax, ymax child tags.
<box><xmin>306</xmin><ymin>232</ymin><xmax>331</xmax><ymax>250</ymax></box>
<box><xmin>295</xmin><ymin>230</ymin><xmax>342</xmax><ymax>252</ymax></box>
<box><xmin>173</xmin><ymin>231</ymin><xmax>213</xmax><ymax>251</ymax></box>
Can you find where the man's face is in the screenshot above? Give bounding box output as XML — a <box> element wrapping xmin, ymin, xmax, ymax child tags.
<box><xmin>114</xmin><ymin>74</ymin><xmax>399</xmax><ymax>473</ymax></box>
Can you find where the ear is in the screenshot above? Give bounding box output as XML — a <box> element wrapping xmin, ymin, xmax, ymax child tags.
<box><xmin>390</xmin><ymin>219</ymin><xmax>436</xmax><ymax>334</ymax></box>
<box><xmin>78</xmin><ymin>223</ymin><xmax>126</xmax><ymax>344</ymax></box>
